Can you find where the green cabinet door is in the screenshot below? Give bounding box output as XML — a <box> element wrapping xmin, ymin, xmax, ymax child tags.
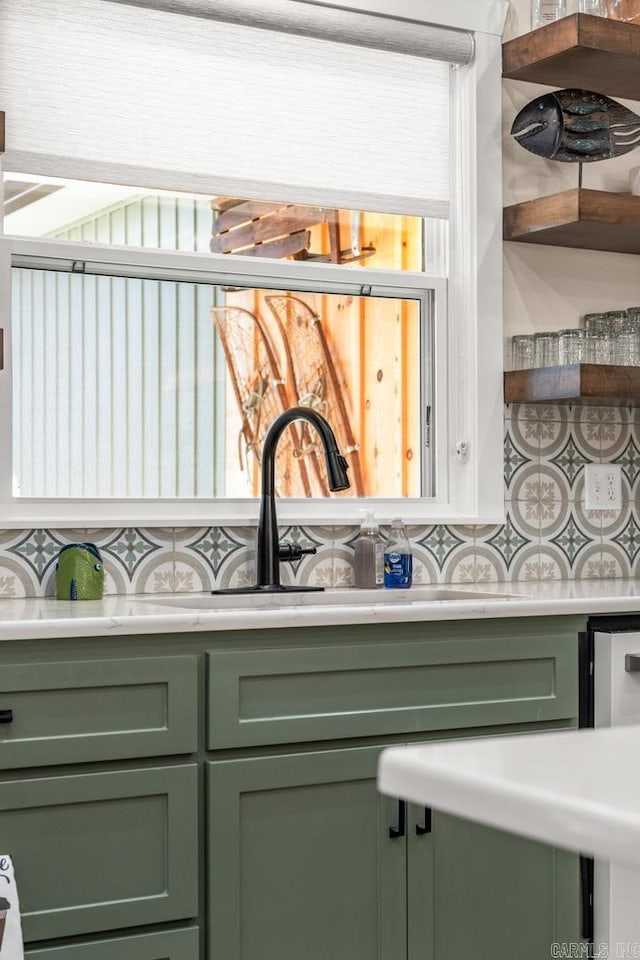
<box><xmin>407</xmin><ymin>806</ymin><xmax>583</xmax><ymax>960</ymax></box>
<box><xmin>1</xmin><ymin>765</ymin><xmax>198</xmax><ymax>942</ymax></box>
<box><xmin>207</xmin><ymin>746</ymin><xmax>406</xmax><ymax>960</ymax></box>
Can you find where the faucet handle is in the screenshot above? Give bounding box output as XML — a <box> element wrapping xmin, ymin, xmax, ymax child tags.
<box><xmin>278</xmin><ymin>543</ymin><xmax>317</xmax><ymax>563</ymax></box>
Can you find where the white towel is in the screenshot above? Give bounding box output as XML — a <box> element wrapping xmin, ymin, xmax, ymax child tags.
<box><xmin>0</xmin><ymin>857</ymin><xmax>24</xmax><ymax>960</ymax></box>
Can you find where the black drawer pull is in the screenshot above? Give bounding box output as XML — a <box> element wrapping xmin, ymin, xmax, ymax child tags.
<box><xmin>389</xmin><ymin>799</ymin><xmax>406</xmax><ymax>839</ymax></box>
<box><xmin>0</xmin><ymin>709</ymin><xmax>13</xmax><ymax>724</ymax></box>
<box><xmin>416</xmin><ymin>807</ymin><xmax>432</xmax><ymax>835</ymax></box>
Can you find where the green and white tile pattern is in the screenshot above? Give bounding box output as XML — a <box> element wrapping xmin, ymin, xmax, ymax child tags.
<box><xmin>1</xmin><ymin>403</ymin><xmax>640</xmax><ymax>596</ymax></box>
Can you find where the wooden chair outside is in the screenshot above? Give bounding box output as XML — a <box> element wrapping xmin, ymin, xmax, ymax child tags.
<box><xmin>210</xmin><ymin>305</ymin><xmax>313</xmax><ymax>497</ymax></box>
<box><xmin>263</xmin><ymin>293</ymin><xmax>364</xmax><ymax>497</ymax></box>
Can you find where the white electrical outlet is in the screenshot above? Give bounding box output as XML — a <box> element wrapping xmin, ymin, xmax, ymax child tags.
<box><xmin>584</xmin><ymin>464</ymin><xmax>622</xmax><ymax>511</ymax></box>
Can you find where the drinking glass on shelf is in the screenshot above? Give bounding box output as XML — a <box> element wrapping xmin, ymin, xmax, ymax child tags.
<box><xmin>511</xmin><ymin>334</ymin><xmax>536</xmax><ymax>370</ymax></box>
<box><xmin>607</xmin><ymin>0</ymin><xmax>640</xmax><ymax>20</ymax></box>
<box><xmin>558</xmin><ymin>329</ymin><xmax>586</xmax><ymax>364</ymax></box>
<box><xmin>583</xmin><ymin>312</ymin><xmax>607</xmax><ymax>336</ymax></box>
<box><xmin>535</xmin><ymin>332</ymin><xmax>560</xmax><ymax>367</ymax></box>
<box><xmin>593</xmin><ymin>334</ymin><xmax>617</xmax><ymax>364</ymax></box>
<box><xmin>626</xmin><ymin>306</ymin><xmax>640</xmax><ymax>328</ymax></box>
<box><xmin>580</xmin><ymin>0</ymin><xmax>608</xmax><ymax>12</ymax></box>
<box><xmin>532</xmin><ymin>0</ymin><xmax>566</xmax><ymax>28</ymax></box>
<box><xmin>616</xmin><ymin>331</ymin><xmax>640</xmax><ymax>365</ymax></box>
<box><xmin>584</xmin><ymin>332</ymin><xmax>597</xmax><ymax>363</ymax></box>
<box><xmin>604</xmin><ymin>310</ymin><xmax>628</xmax><ymax>335</ymax></box>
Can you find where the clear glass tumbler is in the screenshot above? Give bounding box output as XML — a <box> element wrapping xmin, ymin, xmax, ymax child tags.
<box><xmin>511</xmin><ymin>334</ymin><xmax>536</xmax><ymax>370</ymax></box>
<box><xmin>535</xmin><ymin>332</ymin><xmax>560</xmax><ymax>367</ymax></box>
<box><xmin>616</xmin><ymin>331</ymin><xmax>640</xmax><ymax>365</ymax></box>
<box><xmin>593</xmin><ymin>334</ymin><xmax>617</xmax><ymax>364</ymax></box>
<box><xmin>583</xmin><ymin>312</ymin><xmax>607</xmax><ymax>336</ymax></box>
<box><xmin>604</xmin><ymin>310</ymin><xmax>629</xmax><ymax>335</ymax></box>
<box><xmin>558</xmin><ymin>329</ymin><xmax>586</xmax><ymax>364</ymax></box>
<box><xmin>580</xmin><ymin>0</ymin><xmax>608</xmax><ymax>12</ymax></box>
<box><xmin>532</xmin><ymin>0</ymin><xmax>567</xmax><ymax>28</ymax></box>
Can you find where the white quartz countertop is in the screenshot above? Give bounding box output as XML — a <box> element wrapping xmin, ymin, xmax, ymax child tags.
<box><xmin>378</xmin><ymin>725</ymin><xmax>640</xmax><ymax>869</ymax></box>
<box><xmin>1</xmin><ymin>578</ymin><xmax>640</xmax><ymax>640</ymax></box>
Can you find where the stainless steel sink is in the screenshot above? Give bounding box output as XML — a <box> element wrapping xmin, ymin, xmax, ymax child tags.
<box><xmin>138</xmin><ymin>586</ymin><xmax>529</xmax><ymax>609</ymax></box>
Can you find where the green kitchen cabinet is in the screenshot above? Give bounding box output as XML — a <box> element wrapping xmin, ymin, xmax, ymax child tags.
<box><xmin>0</xmin><ymin>616</ymin><xmax>587</xmax><ymax>958</ymax></box>
<box><xmin>207</xmin><ymin>746</ymin><xmax>406</xmax><ymax>960</ymax></box>
<box><xmin>0</xmin><ymin>764</ymin><xmax>199</xmax><ymax>943</ymax></box>
<box><xmin>206</xmin><ymin>627</ymin><xmax>579</xmax><ymax>749</ymax></box>
<box><xmin>207</xmin><ymin>745</ymin><xmax>584</xmax><ymax>960</ymax></box>
<box><xmin>407</xmin><ymin>807</ymin><xmax>582</xmax><ymax>960</ymax></box>
<box><xmin>0</xmin><ymin>655</ymin><xmax>198</xmax><ymax>769</ymax></box>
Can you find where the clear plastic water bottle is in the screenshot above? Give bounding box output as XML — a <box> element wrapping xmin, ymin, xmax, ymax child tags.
<box><xmin>384</xmin><ymin>518</ymin><xmax>413</xmax><ymax>589</ymax></box>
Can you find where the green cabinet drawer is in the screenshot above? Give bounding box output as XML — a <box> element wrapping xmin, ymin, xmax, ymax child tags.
<box><xmin>207</xmin><ymin>620</ymin><xmax>579</xmax><ymax>748</ymax></box>
<box><xmin>25</xmin><ymin>927</ymin><xmax>199</xmax><ymax>960</ymax></box>
<box><xmin>1</xmin><ymin>764</ymin><xmax>198</xmax><ymax>942</ymax></box>
<box><xmin>0</xmin><ymin>656</ymin><xmax>198</xmax><ymax>769</ymax></box>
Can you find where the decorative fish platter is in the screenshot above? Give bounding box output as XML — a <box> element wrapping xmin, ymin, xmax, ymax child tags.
<box><xmin>511</xmin><ymin>89</ymin><xmax>640</xmax><ymax>162</ymax></box>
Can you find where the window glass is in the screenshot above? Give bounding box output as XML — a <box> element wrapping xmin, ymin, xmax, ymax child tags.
<box><xmin>2</xmin><ymin>173</ymin><xmax>448</xmax><ymax>276</ymax></box>
<box><xmin>11</xmin><ymin>267</ymin><xmax>430</xmax><ymax>500</ymax></box>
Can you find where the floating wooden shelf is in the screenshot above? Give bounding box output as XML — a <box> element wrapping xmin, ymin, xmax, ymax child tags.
<box><xmin>503</xmin><ymin>188</ymin><xmax>640</xmax><ymax>254</ymax></box>
<box><xmin>505</xmin><ymin>363</ymin><xmax>640</xmax><ymax>406</ymax></box>
<box><xmin>503</xmin><ymin>13</ymin><xmax>640</xmax><ymax>101</ymax></box>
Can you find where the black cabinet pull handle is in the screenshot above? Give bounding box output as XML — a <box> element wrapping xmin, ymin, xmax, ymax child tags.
<box><xmin>389</xmin><ymin>799</ymin><xmax>406</xmax><ymax>839</ymax></box>
<box><xmin>0</xmin><ymin>710</ymin><xmax>12</xmax><ymax>724</ymax></box>
<box><xmin>416</xmin><ymin>807</ymin><xmax>432</xmax><ymax>835</ymax></box>
<box><xmin>580</xmin><ymin>855</ymin><xmax>594</xmax><ymax>942</ymax></box>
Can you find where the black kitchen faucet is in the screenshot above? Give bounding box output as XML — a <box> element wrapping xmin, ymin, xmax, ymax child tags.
<box><xmin>212</xmin><ymin>407</ymin><xmax>350</xmax><ymax>594</ymax></box>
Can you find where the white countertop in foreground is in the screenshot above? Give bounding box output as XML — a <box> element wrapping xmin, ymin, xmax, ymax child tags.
<box><xmin>378</xmin><ymin>725</ymin><xmax>640</xmax><ymax>869</ymax></box>
<box><xmin>1</xmin><ymin>578</ymin><xmax>640</xmax><ymax>640</ymax></box>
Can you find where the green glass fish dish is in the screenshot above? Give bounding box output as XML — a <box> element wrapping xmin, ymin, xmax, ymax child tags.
<box><xmin>511</xmin><ymin>88</ymin><xmax>640</xmax><ymax>163</ymax></box>
<box><xmin>55</xmin><ymin>543</ymin><xmax>104</xmax><ymax>600</ymax></box>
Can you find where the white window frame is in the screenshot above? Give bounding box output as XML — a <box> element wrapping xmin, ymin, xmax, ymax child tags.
<box><xmin>0</xmin><ymin>235</ymin><xmax>452</xmax><ymax>526</ymax></box>
<box><xmin>0</xmin><ymin>15</ymin><xmax>506</xmax><ymax>528</ymax></box>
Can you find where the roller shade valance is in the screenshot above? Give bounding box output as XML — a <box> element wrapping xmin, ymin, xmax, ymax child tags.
<box><xmin>104</xmin><ymin>0</ymin><xmax>475</xmax><ymax>64</ymax></box>
<box><xmin>0</xmin><ymin>0</ymin><xmax>461</xmax><ymax>216</ymax></box>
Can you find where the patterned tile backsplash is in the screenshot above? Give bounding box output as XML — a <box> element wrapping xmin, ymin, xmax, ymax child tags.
<box><xmin>1</xmin><ymin>404</ymin><xmax>640</xmax><ymax>598</ymax></box>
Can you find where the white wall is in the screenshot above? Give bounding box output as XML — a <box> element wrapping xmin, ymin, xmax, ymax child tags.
<box><xmin>503</xmin><ymin>0</ymin><xmax>640</xmax><ymax>351</ymax></box>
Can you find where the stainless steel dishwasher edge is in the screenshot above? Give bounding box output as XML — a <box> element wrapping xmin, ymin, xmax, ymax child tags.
<box><xmin>591</xmin><ymin>617</ymin><xmax>640</xmax><ymax>954</ymax></box>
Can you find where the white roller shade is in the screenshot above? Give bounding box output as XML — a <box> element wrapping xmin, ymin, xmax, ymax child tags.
<box><xmin>105</xmin><ymin>0</ymin><xmax>475</xmax><ymax>63</ymax></box>
<box><xmin>0</xmin><ymin>0</ymin><xmax>458</xmax><ymax>216</ymax></box>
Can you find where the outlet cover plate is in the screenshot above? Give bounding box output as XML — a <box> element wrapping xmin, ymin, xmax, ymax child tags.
<box><xmin>584</xmin><ymin>464</ymin><xmax>622</xmax><ymax>511</ymax></box>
